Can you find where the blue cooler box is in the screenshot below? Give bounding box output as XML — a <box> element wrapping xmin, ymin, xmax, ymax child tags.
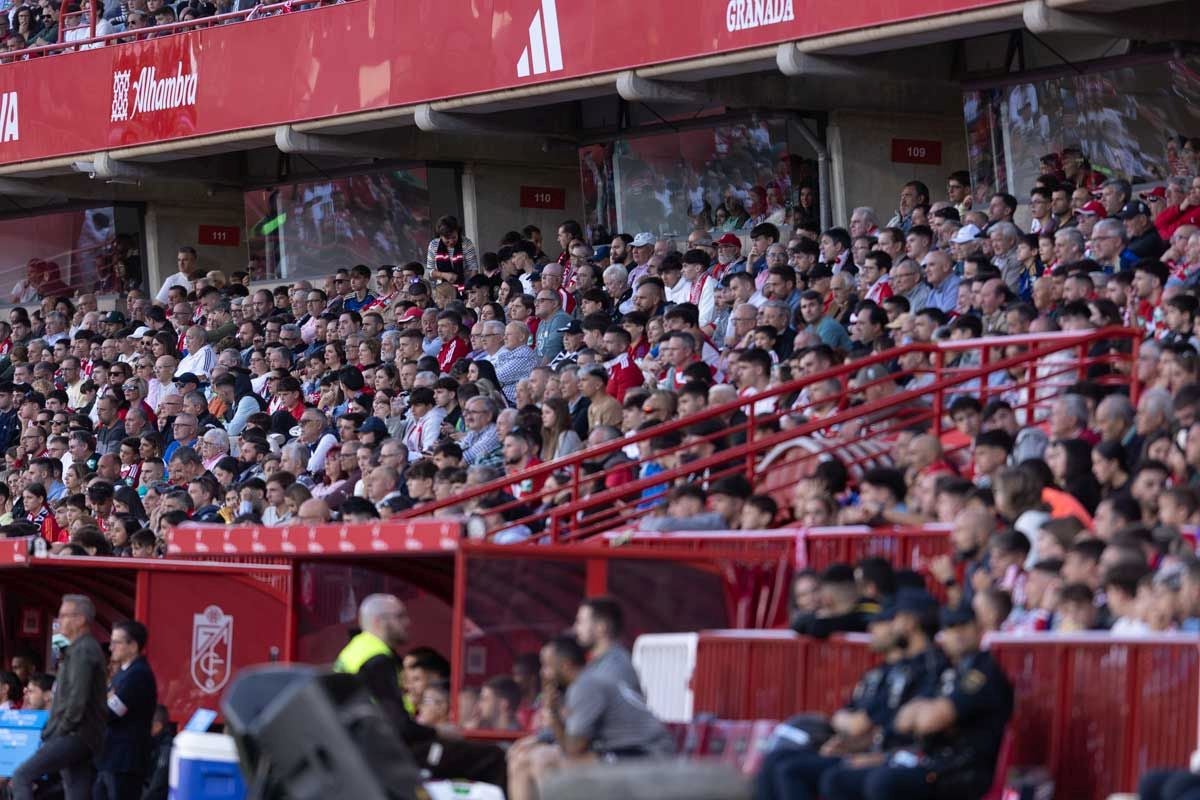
<box><xmin>168</xmin><ymin>731</ymin><xmax>246</xmax><ymax>800</ymax></box>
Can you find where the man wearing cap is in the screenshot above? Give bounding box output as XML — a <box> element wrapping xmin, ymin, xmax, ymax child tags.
<box><xmin>828</xmin><ymin>604</ymin><xmax>1012</xmax><ymax>800</ymax></box>
<box><xmin>712</xmin><ymin>233</ymin><xmax>745</xmax><ymax>280</ymax></box>
<box><xmin>1119</xmin><ymin>200</ymin><xmax>1166</xmax><ymax>261</ymax></box>
<box><xmin>1074</xmin><ymin>201</ymin><xmax>1106</xmax><ymax>243</ymax></box>
<box><xmin>626</xmin><ymin>233</ymin><xmax>656</xmax><ymax>286</ymax></box>
<box><xmin>548</xmin><ymin>320</ymin><xmax>584</xmax><ymax>371</ymax></box>
<box><xmin>948</xmin><ymin>224</ymin><xmax>983</xmax><ymax>269</ymax></box>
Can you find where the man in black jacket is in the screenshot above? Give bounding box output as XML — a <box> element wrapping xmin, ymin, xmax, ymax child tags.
<box><xmin>334</xmin><ymin>594</ymin><xmax>507</xmax><ymax>788</ymax></box>
<box><xmin>12</xmin><ymin>594</ymin><xmax>108</xmax><ymax>800</ymax></box>
<box><xmin>96</xmin><ymin>619</ymin><xmax>158</xmax><ymax>800</ymax></box>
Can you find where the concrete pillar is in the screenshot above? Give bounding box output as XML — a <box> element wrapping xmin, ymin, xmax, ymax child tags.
<box><xmin>461</xmin><ymin>162</ymin><xmax>480</xmax><ymax>249</ymax></box>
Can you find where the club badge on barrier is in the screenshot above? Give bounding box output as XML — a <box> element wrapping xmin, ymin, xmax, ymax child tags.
<box><xmin>191</xmin><ymin>604</ymin><xmax>234</xmax><ymax>695</ymax></box>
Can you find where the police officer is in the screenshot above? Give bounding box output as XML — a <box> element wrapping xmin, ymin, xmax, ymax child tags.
<box><xmin>333</xmin><ymin>594</ymin><xmax>507</xmax><ymax>788</ymax></box>
<box><xmin>755</xmin><ymin>589</ymin><xmax>947</xmax><ymax>800</ymax></box>
<box><xmin>823</xmin><ymin>603</ymin><xmax>1014</xmax><ymax>800</ymax></box>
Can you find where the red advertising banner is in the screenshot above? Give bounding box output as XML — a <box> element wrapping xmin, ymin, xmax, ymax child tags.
<box><xmin>0</xmin><ymin>0</ymin><xmax>1013</xmax><ymax>168</ymax></box>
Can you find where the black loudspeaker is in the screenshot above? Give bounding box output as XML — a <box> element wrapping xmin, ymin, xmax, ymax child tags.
<box><xmin>221</xmin><ymin>665</ymin><xmax>422</xmax><ymax>800</ymax></box>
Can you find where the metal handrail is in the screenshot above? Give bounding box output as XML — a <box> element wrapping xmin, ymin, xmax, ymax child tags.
<box><xmin>406</xmin><ymin>326</ymin><xmax>1141</xmax><ymax>540</ymax></box>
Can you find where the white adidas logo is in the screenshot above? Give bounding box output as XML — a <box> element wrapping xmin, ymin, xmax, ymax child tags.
<box><xmin>516</xmin><ymin>0</ymin><xmax>564</xmax><ymax>79</ymax></box>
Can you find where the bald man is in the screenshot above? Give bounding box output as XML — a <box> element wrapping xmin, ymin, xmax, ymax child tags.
<box><xmin>297</xmin><ymin>498</ymin><xmax>331</xmax><ymax>524</ymax></box>
<box><xmin>334</xmin><ymin>595</ymin><xmax>506</xmax><ymax>787</ymax></box>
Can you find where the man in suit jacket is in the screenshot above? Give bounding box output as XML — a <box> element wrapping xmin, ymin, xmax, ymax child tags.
<box><xmin>95</xmin><ymin>619</ymin><xmax>158</xmax><ymax>800</ymax></box>
<box><xmin>12</xmin><ymin>594</ymin><xmax>107</xmax><ymax>800</ymax></box>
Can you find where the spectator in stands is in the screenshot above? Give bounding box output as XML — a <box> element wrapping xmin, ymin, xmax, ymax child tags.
<box><xmin>476</xmin><ymin>675</ymin><xmax>522</xmax><ymax>732</ymax></box>
<box><xmin>790</xmin><ymin>564</ymin><xmax>875</xmax><ymax>638</ymax></box>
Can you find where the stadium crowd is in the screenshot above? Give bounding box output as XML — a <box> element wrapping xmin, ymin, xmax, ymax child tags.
<box><xmin>0</xmin><ymin>0</ymin><xmax>342</xmax><ymax>55</ymax></box>
<box><xmin>3</xmin><ymin>150</ymin><xmax>1200</xmax><ymax>795</ymax></box>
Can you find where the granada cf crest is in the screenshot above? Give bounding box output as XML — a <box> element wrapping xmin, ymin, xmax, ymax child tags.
<box><xmin>191</xmin><ymin>605</ymin><xmax>233</xmax><ymax>695</ymax></box>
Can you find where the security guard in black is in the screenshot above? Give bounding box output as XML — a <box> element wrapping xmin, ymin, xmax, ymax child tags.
<box><xmin>825</xmin><ymin>603</ymin><xmax>1013</xmax><ymax>800</ymax></box>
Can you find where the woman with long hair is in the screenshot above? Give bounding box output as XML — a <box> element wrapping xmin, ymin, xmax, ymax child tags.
<box><xmin>467</xmin><ymin>359</ymin><xmax>502</xmax><ymax>392</ymax></box>
<box><xmin>324</xmin><ymin>341</ymin><xmax>347</xmax><ymax>372</ymax></box>
<box><xmin>311</xmin><ymin>448</ymin><xmax>351</xmax><ymax>510</ymax></box>
<box><xmin>1044</xmin><ymin>438</ymin><xmax>1101</xmax><ymax>514</ymax></box>
<box><xmin>113</xmin><ymin>485</ymin><xmax>148</xmax><ymax>524</ymax></box>
<box><xmin>151</xmin><ymin>331</ymin><xmax>179</xmax><ymax>360</ymax></box>
<box><xmin>540</xmin><ymin>398</ymin><xmax>582</xmax><ymax>461</ymax></box>
<box><xmin>64</xmin><ymin>462</ymin><xmax>90</xmax><ymax>496</ymax></box>
<box><xmin>23</xmin><ymin>482</ymin><xmax>65</xmax><ymax>544</ymax></box>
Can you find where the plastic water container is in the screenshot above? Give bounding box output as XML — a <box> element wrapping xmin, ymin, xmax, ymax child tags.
<box><xmin>168</xmin><ymin>731</ymin><xmax>246</xmax><ymax>800</ymax></box>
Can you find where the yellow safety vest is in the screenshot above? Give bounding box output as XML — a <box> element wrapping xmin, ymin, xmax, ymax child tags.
<box><xmin>333</xmin><ymin>631</ymin><xmax>416</xmax><ymax>715</ymax></box>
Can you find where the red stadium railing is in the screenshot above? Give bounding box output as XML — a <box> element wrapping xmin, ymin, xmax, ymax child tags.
<box><xmin>684</xmin><ymin>630</ymin><xmax>1200</xmax><ymax>800</ymax></box>
<box><xmin>403</xmin><ymin>327</ymin><xmax>1140</xmax><ymax>541</ymax></box>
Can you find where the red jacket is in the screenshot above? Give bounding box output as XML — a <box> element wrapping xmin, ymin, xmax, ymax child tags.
<box><xmin>437</xmin><ymin>337</ymin><xmax>470</xmax><ymax>374</ymax></box>
<box><xmin>1156</xmin><ymin>203</ymin><xmax>1200</xmax><ymax>241</ymax></box>
<box><xmin>606</xmin><ymin>351</ymin><xmax>644</xmax><ymax>403</ymax></box>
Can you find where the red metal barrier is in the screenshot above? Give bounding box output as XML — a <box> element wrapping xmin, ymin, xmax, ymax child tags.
<box><xmin>794</xmin><ymin>525</ymin><xmax>952</xmax><ymax>572</ymax></box>
<box><xmin>989</xmin><ymin>634</ymin><xmax>1200</xmax><ymax>800</ymax></box>
<box><xmin>692</xmin><ymin>631</ymin><xmax>876</xmax><ymax>720</ymax></box>
<box><xmin>692</xmin><ymin>630</ymin><xmax>802</xmax><ymax>720</ymax></box>
<box><xmin>798</xmin><ymin>633</ymin><xmax>879</xmax><ymax>715</ymax></box>
<box><xmin>689</xmin><ymin>630</ymin><xmax>1200</xmax><ymax>800</ymax></box>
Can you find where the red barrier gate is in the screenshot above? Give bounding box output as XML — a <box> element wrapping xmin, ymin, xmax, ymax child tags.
<box><xmin>691</xmin><ymin>631</ymin><xmax>878</xmax><ymax>720</ymax></box>
<box><xmin>990</xmin><ymin>633</ymin><xmax>1200</xmax><ymax>800</ymax></box>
